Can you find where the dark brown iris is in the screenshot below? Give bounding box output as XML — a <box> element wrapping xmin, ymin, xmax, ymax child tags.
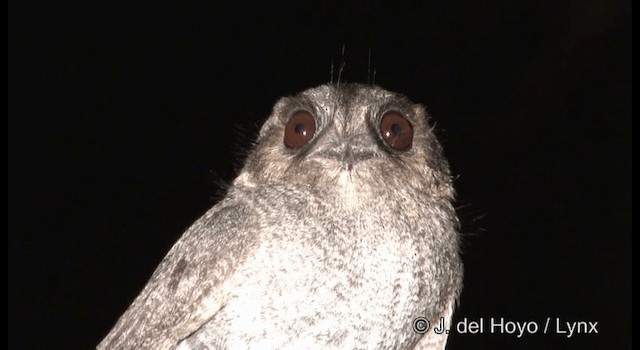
<box><xmin>284</xmin><ymin>111</ymin><xmax>316</xmax><ymax>149</ymax></box>
<box><xmin>380</xmin><ymin>111</ymin><xmax>413</xmax><ymax>151</ymax></box>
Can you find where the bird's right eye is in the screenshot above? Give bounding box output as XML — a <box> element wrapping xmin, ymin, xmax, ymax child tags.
<box><xmin>284</xmin><ymin>111</ymin><xmax>316</xmax><ymax>149</ymax></box>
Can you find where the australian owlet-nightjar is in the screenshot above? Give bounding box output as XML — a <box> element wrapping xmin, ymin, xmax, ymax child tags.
<box><xmin>98</xmin><ymin>83</ymin><xmax>463</xmax><ymax>349</ymax></box>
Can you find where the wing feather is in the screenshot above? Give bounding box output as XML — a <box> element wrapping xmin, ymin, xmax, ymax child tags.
<box><xmin>97</xmin><ymin>201</ymin><xmax>258</xmax><ymax>349</ymax></box>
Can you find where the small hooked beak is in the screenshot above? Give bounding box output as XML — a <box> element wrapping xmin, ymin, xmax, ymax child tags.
<box><xmin>320</xmin><ymin>142</ymin><xmax>376</xmax><ymax>171</ymax></box>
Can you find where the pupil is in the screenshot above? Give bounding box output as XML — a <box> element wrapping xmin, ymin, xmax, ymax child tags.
<box><xmin>391</xmin><ymin>123</ymin><xmax>402</xmax><ymax>135</ymax></box>
<box><xmin>294</xmin><ymin>123</ymin><xmax>305</xmax><ymax>134</ymax></box>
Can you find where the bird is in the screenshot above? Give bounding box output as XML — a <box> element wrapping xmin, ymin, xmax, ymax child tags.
<box><xmin>97</xmin><ymin>83</ymin><xmax>463</xmax><ymax>349</ymax></box>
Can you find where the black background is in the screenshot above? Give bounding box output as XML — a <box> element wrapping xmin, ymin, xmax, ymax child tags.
<box><xmin>9</xmin><ymin>1</ymin><xmax>631</xmax><ymax>349</ymax></box>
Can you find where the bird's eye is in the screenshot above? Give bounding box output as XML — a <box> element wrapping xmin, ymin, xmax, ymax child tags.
<box><xmin>284</xmin><ymin>111</ymin><xmax>316</xmax><ymax>149</ymax></box>
<box><xmin>380</xmin><ymin>112</ymin><xmax>413</xmax><ymax>151</ymax></box>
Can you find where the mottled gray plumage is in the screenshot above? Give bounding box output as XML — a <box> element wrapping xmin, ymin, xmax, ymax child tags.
<box><xmin>98</xmin><ymin>83</ymin><xmax>463</xmax><ymax>349</ymax></box>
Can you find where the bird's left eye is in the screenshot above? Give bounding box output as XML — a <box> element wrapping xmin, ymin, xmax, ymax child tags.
<box><xmin>284</xmin><ymin>111</ymin><xmax>316</xmax><ymax>149</ymax></box>
<box><xmin>380</xmin><ymin>111</ymin><xmax>413</xmax><ymax>151</ymax></box>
